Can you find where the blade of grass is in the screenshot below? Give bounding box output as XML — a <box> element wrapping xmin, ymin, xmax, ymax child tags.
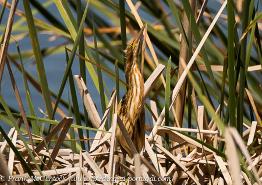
<box><xmin>164</xmin><ymin>57</ymin><xmax>171</xmax><ymax>159</ymax></box>
<box><xmin>13</xmin><ymin>0</ymin><xmax>52</xmax><ymax>31</ymax></box>
<box><xmin>219</xmin><ymin>57</ymin><xmax>228</xmax><ymax>119</ymax></box>
<box><xmin>51</xmin><ymin>3</ymin><xmax>89</xmax><ymax>119</ymax></box>
<box><xmin>29</xmin><ymin>0</ymin><xmax>67</xmax><ymax>31</ymax></box>
<box><xmin>119</xmin><ymin>0</ymin><xmax>127</xmax><ymax>63</ymax></box>
<box><xmin>66</xmin><ymin>48</ymin><xmax>126</xmax><ymax>86</ymax></box>
<box><xmin>115</xmin><ymin>60</ymin><xmax>120</xmax><ymax>101</ymax></box>
<box><xmin>165</xmin><ymin>57</ymin><xmax>171</xmax><ymax>127</ymax></box>
<box><xmin>174</xmin><ymin>0</ymin><xmax>194</xmax><ymax>127</ymax></box>
<box><xmin>0</xmin><ymin>111</ymin><xmax>109</xmax><ymax>132</ymax></box>
<box><xmin>237</xmin><ymin>0</ymin><xmax>252</xmax><ymax>133</ymax></box>
<box><xmin>76</xmin><ymin>0</ymin><xmax>90</xmax><ymax>148</ymax></box>
<box><xmin>68</xmin><ymin>96</ymin><xmax>77</xmax><ymax>153</ymax></box>
<box><xmin>23</xmin><ymin>0</ymin><xmax>53</xmax><ymax>118</ymax></box>
<box><xmin>66</xmin><ymin>50</ymin><xmax>85</xmax><ymax>150</ymax></box>
<box><xmin>16</xmin><ymin>43</ymin><xmax>39</xmax><ymax>136</ymax></box>
<box><xmin>6</xmin><ymin>60</ymin><xmax>34</xmax><ymax>148</ymax></box>
<box><xmin>0</xmin><ymin>0</ymin><xmax>7</xmax><ymax>24</ymax></box>
<box><xmin>9</xmin><ymin>56</ymin><xmax>87</xmax><ymax>121</ymax></box>
<box><xmin>149</xmin><ymin>1</ymin><xmax>227</xmax><ymax>141</ymax></box>
<box><xmin>227</xmin><ymin>0</ymin><xmax>237</xmax><ymax>128</ymax></box>
<box><xmin>76</xmin><ymin>0</ymin><xmax>86</xmax><ymax>83</ymax></box>
<box><xmin>54</xmin><ymin>0</ymin><xmax>107</xmax><ymax>102</ymax></box>
<box><xmin>92</xmin><ymin>18</ymin><xmax>106</xmax><ymax>116</ymax></box>
<box><xmin>240</xmin><ymin>13</ymin><xmax>262</xmax><ymax>41</ymax></box>
<box><xmin>168</xmin><ymin>0</ymin><xmax>219</xmax><ymax>105</ymax></box>
<box><xmin>181</xmin><ymin>0</ymin><xmax>219</xmax><ymax>103</ymax></box>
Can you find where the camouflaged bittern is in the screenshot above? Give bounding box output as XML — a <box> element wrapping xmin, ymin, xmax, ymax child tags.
<box><xmin>116</xmin><ymin>26</ymin><xmax>147</xmax><ymax>157</ymax></box>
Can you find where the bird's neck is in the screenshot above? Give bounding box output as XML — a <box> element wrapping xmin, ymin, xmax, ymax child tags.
<box><xmin>124</xmin><ymin>63</ymin><xmax>144</xmax><ymax>120</ymax></box>
<box><xmin>126</xmin><ymin>64</ymin><xmax>144</xmax><ymax>92</ymax></box>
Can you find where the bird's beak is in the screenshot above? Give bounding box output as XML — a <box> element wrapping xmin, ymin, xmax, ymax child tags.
<box><xmin>133</xmin><ymin>25</ymin><xmax>147</xmax><ymax>70</ymax></box>
<box><xmin>134</xmin><ymin>24</ymin><xmax>147</xmax><ymax>52</ymax></box>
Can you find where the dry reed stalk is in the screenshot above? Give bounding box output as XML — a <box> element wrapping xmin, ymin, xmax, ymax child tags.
<box><xmin>148</xmin><ymin>0</ymin><xmax>228</xmax><ymax>142</ymax></box>
<box><xmin>175</xmin><ymin>0</ymin><xmax>196</xmax><ymax>127</ymax></box>
<box><xmin>74</xmin><ymin>75</ymin><xmax>101</xmax><ymax>128</ymax></box>
<box><xmin>6</xmin><ymin>60</ymin><xmax>34</xmax><ymax>148</ymax></box>
<box><xmin>0</xmin><ymin>0</ymin><xmax>18</xmax><ymax>82</ymax></box>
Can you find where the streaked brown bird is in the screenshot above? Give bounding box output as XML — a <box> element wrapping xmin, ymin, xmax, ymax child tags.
<box><xmin>116</xmin><ymin>25</ymin><xmax>147</xmax><ymax>157</ymax></box>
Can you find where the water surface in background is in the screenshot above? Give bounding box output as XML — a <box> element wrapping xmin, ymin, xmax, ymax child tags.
<box><xmin>1</xmin><ymin>0</ymin><xmax>261</xmax><ymax>132</ymax></box>
<box><xmin>0</xmin><ymin>2</ymin><xmax>112</xmax><ymax>132</ymax></box>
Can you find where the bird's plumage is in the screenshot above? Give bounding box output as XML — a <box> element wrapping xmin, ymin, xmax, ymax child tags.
<box><xmin>116</xmin><ymin>26</ymin><xmax>146</xmax><ymax>157</ymax></box>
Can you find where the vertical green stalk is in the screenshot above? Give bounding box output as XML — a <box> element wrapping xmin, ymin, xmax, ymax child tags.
<box><xmin>115</xmin><ymin>60</ymin><xmax>120</xmax><ymax>101</ymax></box>
<box><xmin>119</xmin><ymin>0</ymin><xmax>127</xmax><ymax>52</ymax></box>
<box><xmin>23</xmin><ymin>0</ymin><xmax>53</xmax><ymax>119</ymax></box>
<box><xmin>66</xmin><ymin>50</ymin><xmax>85</xmax><ymax>150</ymax></box>
<box><xmin>165</xmin><ymin>57</ymin><xmax>171</xmax><ymax>127</ymax></box>
<box><xmin>76</xmin><ymin>0</ymin><xmax>90</xmax><ymax>149</ymax></box>
<box><xmin>220</xmin><ymin>57</ymin><xmax>228</xmax><ymax>120</ymax></box>
<box><xmin>119</xmin><ymin>0</ymin><xmax>126</xmax><ymax>100</ymax></box>
<box><xmin>68</xmin><ymin>93</ymin><xmax>76</xmax><ymax>153</ymax></box>
<box><xmin>93</xmin><ymin>19</ymin><xmax>106</xmax><ymax>116</ymax></box>
<box><xmin>227</xmin><ymin>0</ymin><xmax>236</xmax><ymax>128</ymax></box>
<box><xmin>76</xmin><ymin>0</ymin><xmax>88</xmax><ymax>150</ymax></box>
<box><xmin>76</xmin><ymin>0</ymin><xmax>86</xmax><ymax>82</ymax></box>
<box><xmin>0</xmin><ymin>0</ymin><xmax>7</xmax><ymax>24</ymax></box>
<box><xmin>51</xmin><ymin>3</ymin><xmax>89</xmax><ymax>119</ymax></box>
<box><xmin>237</xmin><ymin>0</ymin><xmax>251</xmax><ymax>133</ymax></box>
<box><xmin>164</xmin><ymin>57</ymin><xmax>171</xmax><ymax>169</ymax></box>
<box><xmin>187</xmin><ymin>84</ymin><xmax>192</xmax><ymax>133</ymax></box>
<box><xmin>16</xmin><ymin>43</ymin><xmax>39</xmax><ymax>136</ymax></box>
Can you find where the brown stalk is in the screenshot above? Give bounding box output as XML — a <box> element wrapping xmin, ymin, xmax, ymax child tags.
<box><xmin>175</xmin><ymin>0</ymin><xmax>196</xmax><ymax>127</ymax></box>
<box><xmin>6</xmin><ymin>60</ymin><xmax>34</xmax><ymax>148</ymax></box>
<box><xmin>0</xmin><ymin>0</ymin><xmax>18</xmax><ymax>82</ymax></box>
<box><xmin>46</xmin><ymin>117</ymin><xmax>73</xmax><ymax>169</ymax></box>
<box><xmin>74</xmin><ymin>75</ymin><xmax>101</xmax><ymax>129</ymax></box>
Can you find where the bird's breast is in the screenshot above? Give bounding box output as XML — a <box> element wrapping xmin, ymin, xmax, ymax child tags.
<box><xmin>127</xmin><ymin>67</ymin><xmax>144</xmax><ymax>122</ymax></box>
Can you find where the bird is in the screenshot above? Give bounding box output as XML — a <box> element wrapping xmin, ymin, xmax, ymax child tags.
<box><xmin>115</xmin><ymin>25</ymin><xmax>147</xmax><ymax>157</ymax></box>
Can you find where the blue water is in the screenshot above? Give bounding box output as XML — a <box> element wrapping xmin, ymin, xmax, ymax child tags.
<box><xmin>1</xmin><ymin>0</ymin><xmax>261</xmax><ymax>132</ymax></box>
<box><xmin>0</xmin><ymin>4</ymin><xmax>111</xmax><ymax>132</ymax></box>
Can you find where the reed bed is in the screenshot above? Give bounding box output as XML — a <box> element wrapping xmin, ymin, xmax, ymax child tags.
<box><xmin>0</xmin><ymin>0</ymin><xmax>261</xmax><ymax>184</ymax></box>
